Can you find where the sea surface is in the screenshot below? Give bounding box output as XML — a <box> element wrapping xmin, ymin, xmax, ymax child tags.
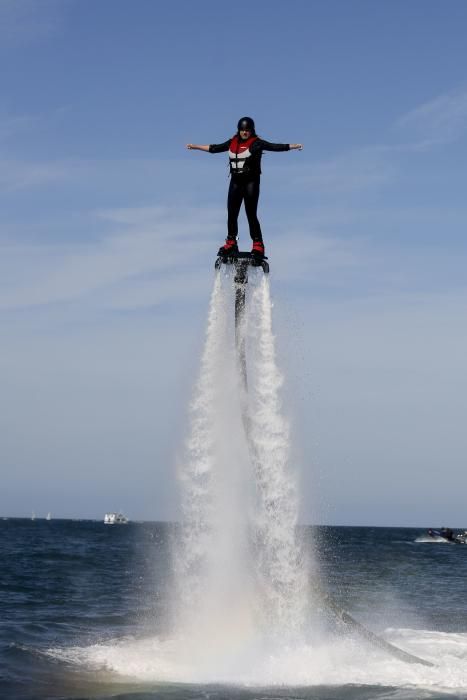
<box><xmin>1</xmin><ymin>520</ymin><xmax>467</xmax><ymax>700</ymax></box>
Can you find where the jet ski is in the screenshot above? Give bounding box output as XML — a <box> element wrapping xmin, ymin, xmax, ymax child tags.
<box><xmin>427</xmin><ymin>528</ymin><xmax>467</xmax><ymax>544</ymax></box>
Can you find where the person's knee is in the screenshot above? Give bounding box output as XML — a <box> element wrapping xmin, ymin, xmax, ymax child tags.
<box><xmin>245</xmin><ymin>207</ymin><xmax>259</xmax><ymax>224</ymax></box>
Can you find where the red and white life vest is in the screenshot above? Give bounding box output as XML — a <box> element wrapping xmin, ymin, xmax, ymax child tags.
<box><xmin>229</xmin><ymin>135</ymin><xmax>258</xmax><ymax>174</ymax></box>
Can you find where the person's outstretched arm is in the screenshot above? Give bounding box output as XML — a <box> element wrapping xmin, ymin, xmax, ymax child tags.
<box><xmin>186</xmin><ymin>144</ymin><xmax>210</xmax><ymax>151</ymax></box>
<box><xmin>257</xmin><ymin>140</ymin><xmax>303</xmax><ymax>152</ymax></box>
<box><xmin>186</xmin><ymin>140</ymin><xmax>231</xmax><ymax>153</ymax></box>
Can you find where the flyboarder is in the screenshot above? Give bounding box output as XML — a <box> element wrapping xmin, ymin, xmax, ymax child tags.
<box><xmin>186</xmin><ymin>117</ymin><xmax>302</xmax><ymax>259</ymax></box>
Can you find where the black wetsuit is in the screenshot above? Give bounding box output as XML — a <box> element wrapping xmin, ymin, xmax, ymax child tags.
<box><xmin>209</xmin><ymin>138</ymin><xmax>290</xmax><ymax>242</ymax></box>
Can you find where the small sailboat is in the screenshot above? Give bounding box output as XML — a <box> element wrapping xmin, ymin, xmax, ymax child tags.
<box><xmin>46</xmin><ymin>512</ymin><xmax>52</xmax><ymax>521</ymax></box>
<box><xmin>31</xmin><ymin>511</ymin><xmax>36</xmax><ymax>521</ymax></box>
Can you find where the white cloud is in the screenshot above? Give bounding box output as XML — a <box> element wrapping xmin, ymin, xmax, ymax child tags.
<box><xmin>396</xmin><ymin>87</ymin><xmax>467</xmax><ymax>145</ymax></box>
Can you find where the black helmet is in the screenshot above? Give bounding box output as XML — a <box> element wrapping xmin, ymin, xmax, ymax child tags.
<box><xmin>237</xmin><ymin>116</ymin><xmax>256</xmax><ymax>134</ymax></box>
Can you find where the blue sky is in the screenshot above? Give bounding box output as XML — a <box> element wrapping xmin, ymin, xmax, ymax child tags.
<box><xmin>1</xmin><ymin>0</ymin><xmax>467</xmax><ymax>525</ymax></box>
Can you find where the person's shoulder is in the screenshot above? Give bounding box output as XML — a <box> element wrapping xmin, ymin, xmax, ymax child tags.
<box><xmin>251</xmin><ymin>136</ymin><xmax>264</xmax><ymax>148</ymax></box>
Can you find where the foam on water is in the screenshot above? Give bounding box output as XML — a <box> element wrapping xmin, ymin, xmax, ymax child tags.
<box><xmin>415</xmin><ymin>536</ymin><xmax>454</xmax><ymax>544</ymax></box>
<box><xmin>47</xmin><ymin>628</ymin><xmax>467</xmax><ymax>690</ymax></box>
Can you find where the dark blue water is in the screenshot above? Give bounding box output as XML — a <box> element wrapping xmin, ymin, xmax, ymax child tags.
<box><xmin>1</xmin><ymin>520</ymin><xmax>467</xmax><ymax>700</ymax></box>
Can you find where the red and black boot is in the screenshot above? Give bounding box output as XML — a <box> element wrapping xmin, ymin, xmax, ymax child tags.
<box><xmin>218</xmin><ymin>237</ymin><xmax>238</xmax><ymax>256</ymax></box>
<box><xmin>251</xmin><ymin>239</ymin><xmax>265</xmax><ymax>259</ymax></box>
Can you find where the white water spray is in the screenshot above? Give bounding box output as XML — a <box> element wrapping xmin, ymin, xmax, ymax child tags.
<box><xmin>247</xmin><ymin>277</ymin><xmax>309</xmax><ymax>638</ymax></box>
<box><xmin>175</xmin><ymin>269</ymin><xmax>308</xmax><ymax>658</ymax></box>
<box><xmin>54</xmin><ymin>268</ymin><xmax>453</xmax><ymax>688</ymax></box>
<box><xmin>174</xmin><ymin>274</ymin><xmax>250</xmax><ymax>651</ymax></box>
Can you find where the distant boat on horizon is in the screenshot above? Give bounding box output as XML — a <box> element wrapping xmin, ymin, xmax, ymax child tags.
<box><xmin>46</xmin><ymin>512</ymin><xmax>52</xmax><ymax>521</ymax></box>
<box><xmin>31</xmin><ymin>511</ymin><xmax>36</xmax><ymax>521</ymax></box>
<box><xmin>104</xmin><ymin>512</ymin><xmax>129</xmax><ymax>525</ymax></box>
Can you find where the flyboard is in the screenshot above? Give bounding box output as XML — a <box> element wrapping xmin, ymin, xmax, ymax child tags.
<box><xmin>214</xmin><ymin>249</ymin><xmax>434</xmax><ymax>669</ymax></box>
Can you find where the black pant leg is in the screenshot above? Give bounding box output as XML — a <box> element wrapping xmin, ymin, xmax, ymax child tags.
<box><xmin>243</xmin><ymin>178</ymin><xmax>262</xmax><ymax>242</ymax></box>
<box><xmin>227</xmin><ymin>178</ymin><xmax>244</xmax><ymax>239</ymax></box>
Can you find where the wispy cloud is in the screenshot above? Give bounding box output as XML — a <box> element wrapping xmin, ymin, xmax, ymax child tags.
<box><xmin>271</xmin><ymin>229</ymin><xmax>364</xmax><ymax>288</ymax></box>
<box><xmin>282</xmin><ymin>85</ymin><xmax>467</xmax><ymax>199</ymax></box>
<box><xmin>0</xmin><ymin>206</ymin><xmax>222</xmax><ymax>311</ymax></box>
<box><xmin>276</xmin><ymin>147</ymin><xmax>397</xmax><ymax>195</ymax></box>
<box><xmin>0</xmin><ymin>158</ymin><xmax>69</xmax><ymax>191</ymax></box>
<box><xmin>0</xmin><ymin>0</ymin><xmax>67</xmax><ymax>46</ymax></box>
<box><xmin>0</xmin><ymin>199</ymin><xmax>371</xmax><ymax>312</ymax></box>
<box><xmin>0</xmin><ymin>155</ymin><xmax>215</xmax><ymax>194</ymax></box>
<box><xmin>396</xmin><ymin>87</ymin><xmax>467</xmax><ymax>145</ymax></box>
<box><xmin>0</xmin><ymin>113</ymin><xmax>36</xmax><ymax>142</ymax></box>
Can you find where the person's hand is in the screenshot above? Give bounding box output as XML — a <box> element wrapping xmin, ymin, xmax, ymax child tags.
<box><xmin>186</xmin><ymin>144</ymin><xmax>195</xmax><ymax>149</ymax></box>
<box><xmin>290</xmin><ymin>144</ymin><xmax>303</xmax><ymax>150</ymax></box>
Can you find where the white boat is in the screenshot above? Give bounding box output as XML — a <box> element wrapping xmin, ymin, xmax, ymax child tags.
<box><xmin>46</xmin><ymin>512</ymin><xmax>52</xmax><ymax>521</ymax></box>
<box><xmin>31</xmin><ymin>511</ymin><xmax>36</xmax><ymax>521</ymax></box>
<box><xmin>104</xmin><ymin>512</ymin><xmax>129</xmax><ymax>525</ymax></box>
